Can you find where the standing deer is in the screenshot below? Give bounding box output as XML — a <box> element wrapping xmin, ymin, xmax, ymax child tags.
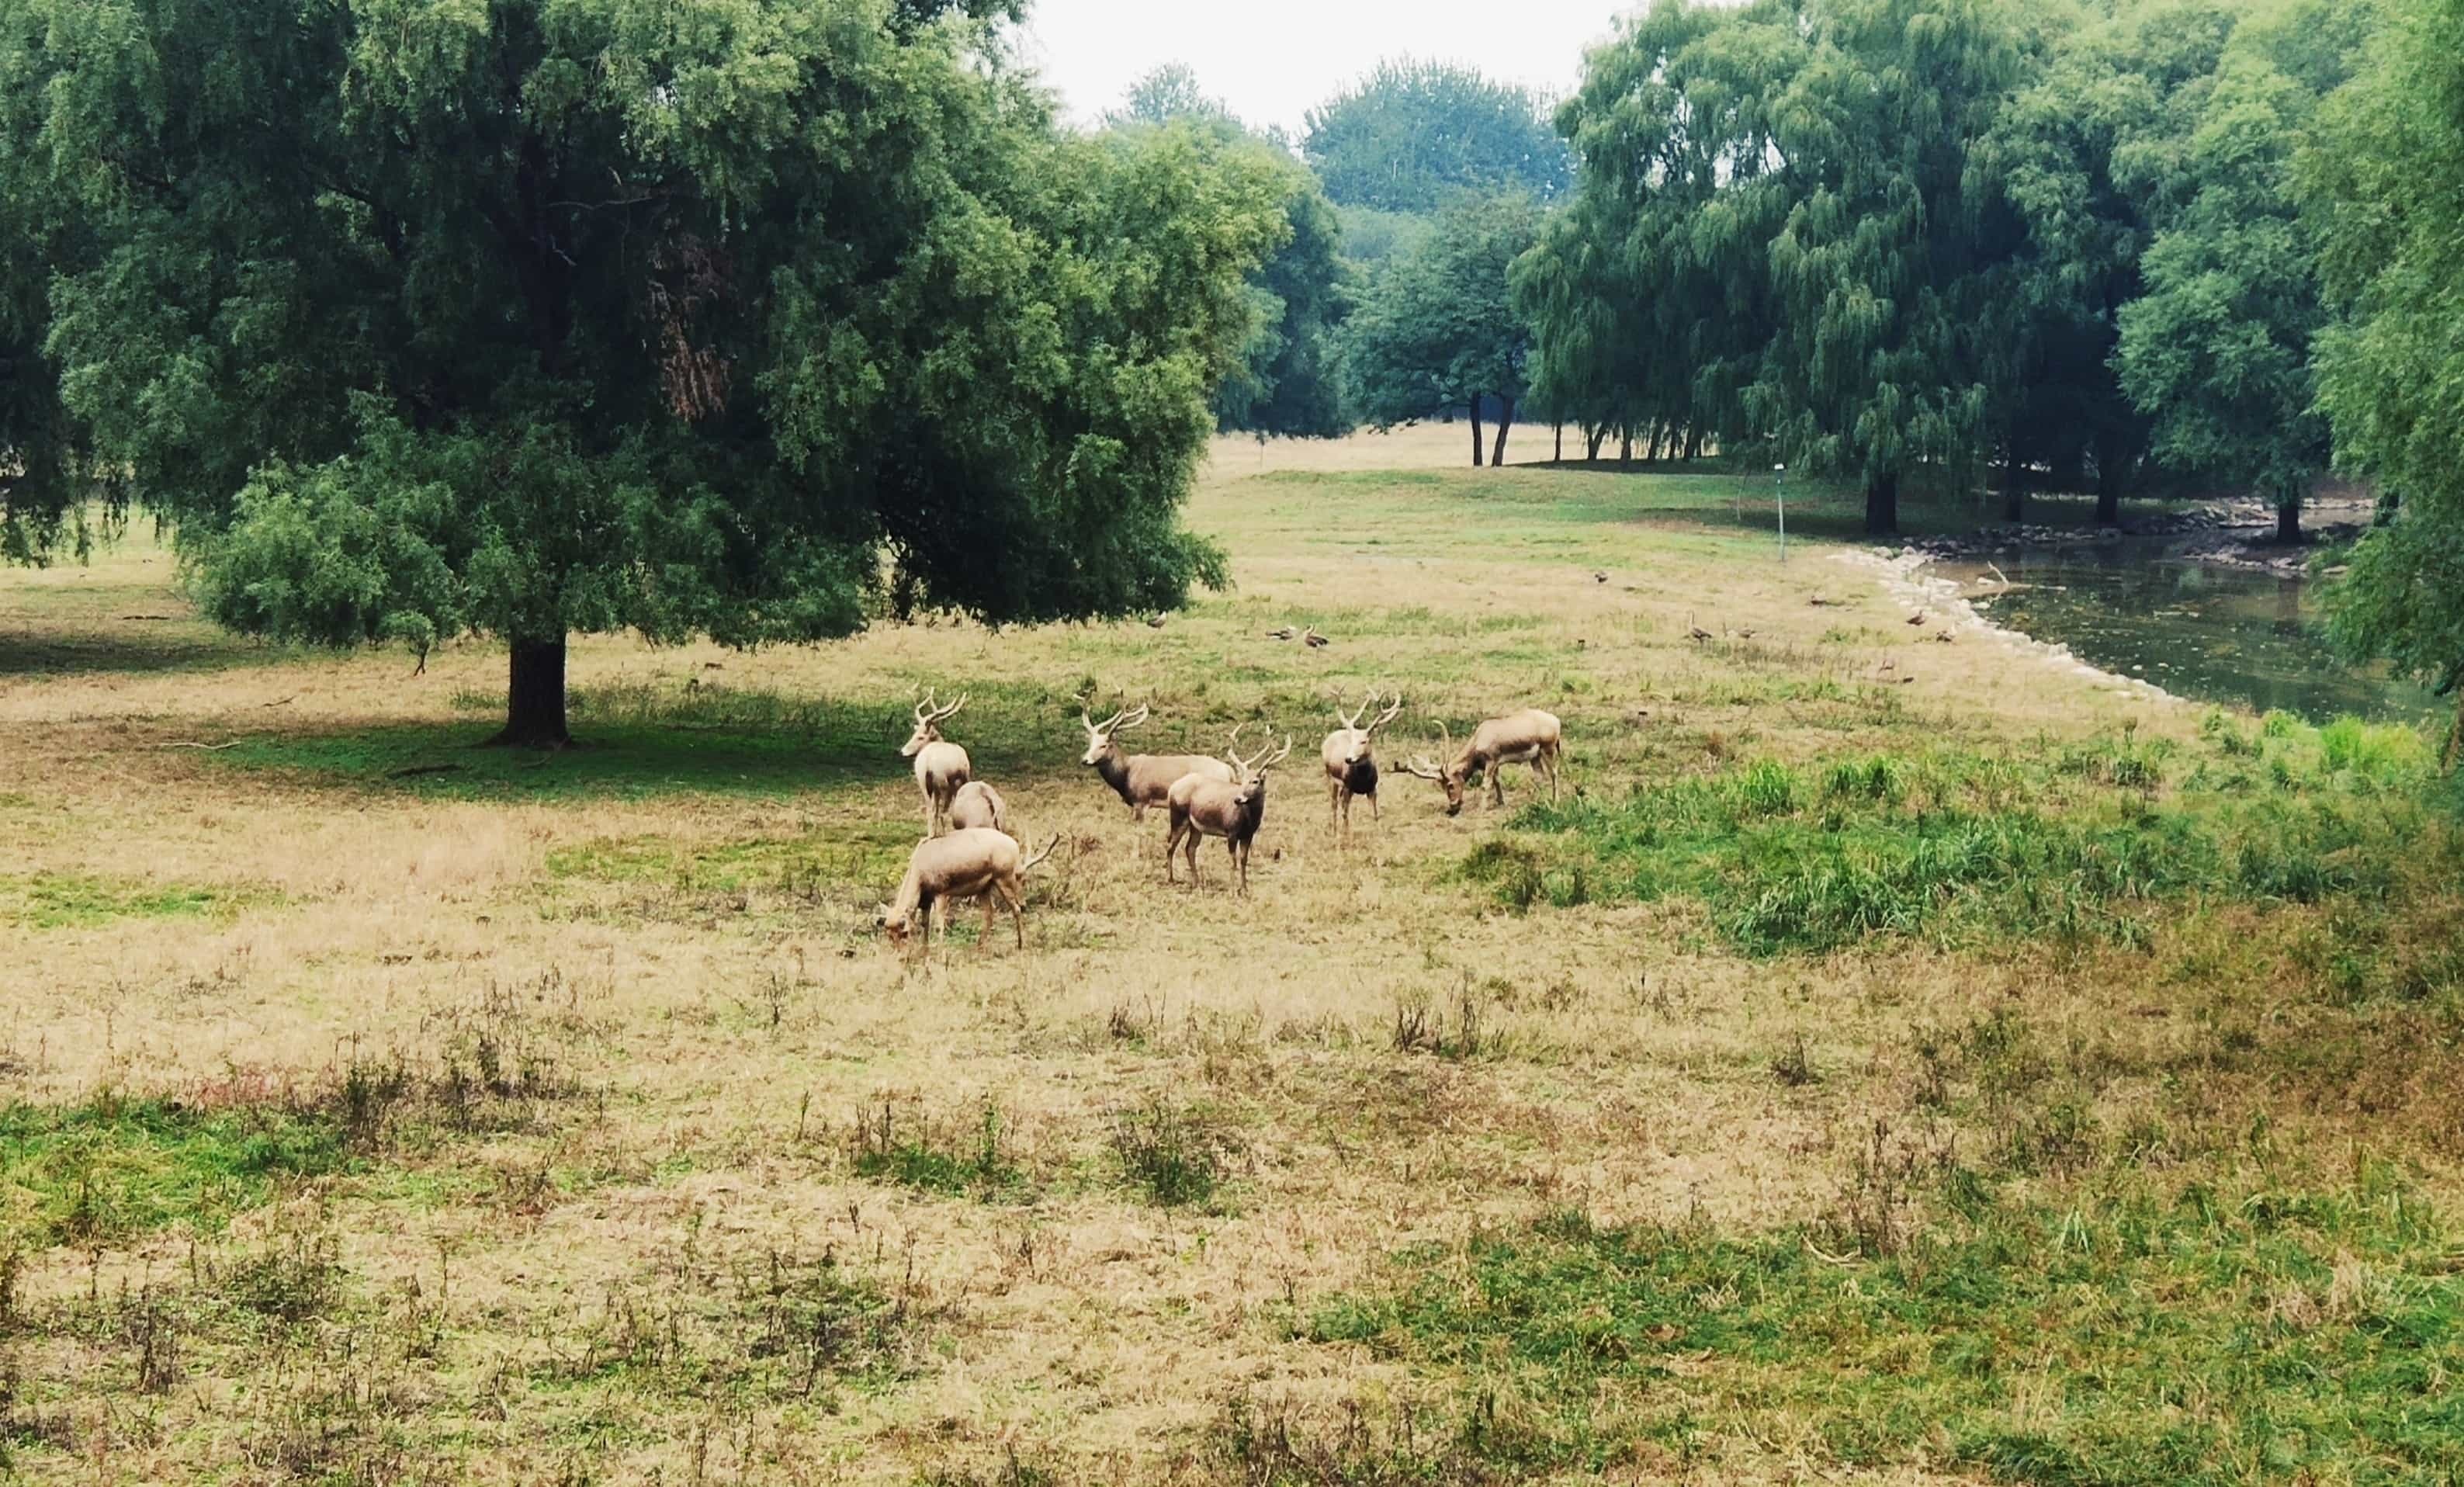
<box><xmin>880</xmin><ymin>828</ymin><xmax>1060</xmax><ymax>956</ymax></box>
<box><xmin>1397</xmin><ymin>710</ymin><xmax>1564</xmax><ymax>816</ymax></box>
<box><xmin>899</xmin><ymin>692</ymin><xmax>972</xmax><ymax>839</ymax></box>
<box><xmin>945</xmin><ymin>780</ymin><xmax>1009</xmax><ymax>834</ymax></box>
<box><xmin>1080</xmin><ymin>705</ymin><xmax>1233</xmax><ymax>821</ymax></box>
<box><xmin>1166</xmin><ymin>726</ymin><xmax>1293</xmax><ymax>893</ymax></box>
<box><xmin>1320</xmin><ymin>691</ymin><xmax>1404</xmax><ymax>844</ymax></box>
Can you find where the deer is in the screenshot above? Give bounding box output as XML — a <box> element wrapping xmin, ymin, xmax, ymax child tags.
<box><xmin>945</xmin><ymin>780</ymin><xmax>1009</xmax><ymax>834</ymax></box>
<box><xmin>1079</xmin><ymin>705</ymin><xmax>1233</xmax><ymax>821</ymax></box>
<box><xmin>898</xmin><ymin>692</ymin><xmax>971</xmax><ymax>839</ymax></box>
<box><xmin>1397</xmin><ymin>709</ymin><xmax>1564</xmax><ymax>816</ymax></box>
<box><xmin>1166</xmin><ymin>726</ymin><xmax>1292</xmax><ymax>894</ymax></box>
<box><xmin>880</xmin><ymin>828</ymin><xmax>1061</xmax><ymax>957</ymax></box>
<box><xmin>1319</xmin><ymin>691</ymin><xmax>1404</xmax><ymax>844</ymax></box>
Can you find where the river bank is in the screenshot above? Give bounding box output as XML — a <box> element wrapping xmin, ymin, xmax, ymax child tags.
<box><xmin>1896</xmin><ymin>494</ymin><xmax>2379</xmax><ymax>576</ymax></box>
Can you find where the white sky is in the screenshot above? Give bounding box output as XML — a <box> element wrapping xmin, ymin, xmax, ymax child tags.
<box><xmin>1013</xmin><ymin>1</ymin><xmax>1634</xmax><ymax>136</ymax></box>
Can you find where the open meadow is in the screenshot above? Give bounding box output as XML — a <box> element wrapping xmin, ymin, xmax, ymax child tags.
<box><xmin>3</xmin><ymin>426</ymin><xmax>2461</xmax><ymax>1484</ymax></box>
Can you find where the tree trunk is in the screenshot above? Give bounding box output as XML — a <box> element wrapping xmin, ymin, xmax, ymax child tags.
<box><xmin>1865</xmin><ymin>470</ymin><xmax>1900</xmax><ymax>537</ymax></box>
<box><xmin>2092</xmin><ymin>428</ymin><xmax>2134</xmax><ymax>528</ymax></box>
<box><xmin>2277</xmin><ymin>486</ymin><xmax>2302</xmax><ymax>542</ymax></box>
<box><xmin>2003</xmin><ymin>438</ymin><xmax>2026</xmax><ymax>523</ymax></box>
<box><xmin>1553</xmin><ymin>421</ymin><xmax>1563</xmax><ymax>463</ymax></box>
<box><xmin>1469</xmin><ymin>396</ymin><xmax>1485</xmax><ymax>468</ymax></box>
<box><xmin>1682</xmin><ymin>427</ymin><xmax>1702</xmax><ymax>461</ymax></box>
<box><xmin>1490</xmin><ymin>397</ymin><xmax>1514</xmax><ymax>466</ymax></box>
<box><xmin>2375</xmin><ymin>487</ymin><xmax>2400</xmax><ymax>526</ymax></box>
<box><xmin>1586</xmin><ymin>426</ymin><xmax>1606</xmax><ymax>463</ymax></box>
<box><xmin>1619</xmin><ymin>431</ymin><xmax>1634</xmax><ymax>467</ymax></box>
<box><xmin>1645</xmin><ymin>423</ymin><xmax>1665</xmax><ymax>463</ymax></box>
<box><xmin>486</xmin><ymin>636</ymin><xmax>571</xmax><ymax>749</ymax></box>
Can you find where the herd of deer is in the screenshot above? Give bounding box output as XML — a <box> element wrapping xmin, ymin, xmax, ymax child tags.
<box><xmin>877</xmin><ymin>688</ymin><xmax>1565</xmax><ymax>955</ymax></box>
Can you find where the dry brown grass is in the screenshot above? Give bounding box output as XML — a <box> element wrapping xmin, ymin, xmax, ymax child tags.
<box><xmin>0</xmin><ymin>426</ymin><xmax>2445</xmax><ymax>1484</ymax></box>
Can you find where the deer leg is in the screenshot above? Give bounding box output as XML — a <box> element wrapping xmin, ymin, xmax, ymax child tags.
<box><xmin>1004</xmin><ymin>879</ymin><xmax>1026</xmax><ymax>948</ymax></box>
<box><xmin>1165</xmin><ymin>818</ymin><xmax>1183</xmax><ymax>883</ymax></box>
<box><xmin>1229</xmin><ymin>837</ymin><xmax>1243</xmax><ymax>896</ymax></box>
<box><xmin>1183</xmin><ymin>830</ymin><xmax>1201</xmax><ymax>886</ymax></box>
<box><xmin>1329</xmin><ymin>778</ymin><xmax>1340</xmax><ymax>828</ymax></box>
<box><xmin>978</xmin><ymin>893</ymin><xmax>999</xmax><ymax>951</ymax></box>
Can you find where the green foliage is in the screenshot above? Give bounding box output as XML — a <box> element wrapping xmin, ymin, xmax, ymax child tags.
<box><xmin>847</xmin><ymin>1099</ymin><xmax>1022</xmax><ymax>1199</ymax></box>
<box><xmin>0</xmin><ymin>872</ymin><xmax>260</xmax><ymax>929</ymax></box>
<box><xmin>1501</xmin><ymin>728</ymin><xmax>2441</xmax><ymax>955</ymax></box>
<box><xmin>0</xmin><ymin>1098</ymin><xmax>349</xmax><ymax>1246</ymax></box>
<box><xmin>4</xmin><ymin>0</ymin><xmax>1284</xmax><ymax>733</ymax></box>
<box><xmin>2303</xmin><ymin>0</ymin><xmax>2464</xmax><ymax>751</ymax></box>
<box><xmin>1306</xmin><ymin>1177</ymin><xmax>2464</xmax><ymax>1482</ymax></box>
<box><xmin>1301</xmin><ymin>59</ymin><xmax>1571</xmax><ymax>213</ymax></box>
<box><xmin>1344</xmin><ymin>195</ymin><xmax>1542</xmax><ymax>457</ymax></box>
<box><xmin>2113</xmin><ymin>2</ymin><xmax>2376</xmax><ymax>532</ymax></box>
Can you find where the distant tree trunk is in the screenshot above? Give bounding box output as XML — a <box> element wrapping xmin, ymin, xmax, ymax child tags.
<box><xmin>2277</xmin><ymin>483</ymin><xmax>2303</xmax><ymax>542</ymax></box>
<box><xmin>1469</xmin><ymin>396</ymin><xmax>1485</xmax><ymax>467</ymax></box>
<box><xmin>2375</xmin><ymin>487</ymin><xmax>2400</xmax><ymax>526</ymax></box>
<box><xmin>2003</xmin><ymin>436</ymin><xmax>2026</xmax><ymax>523</ymax></box>
<box><xmin>1645</xmin><ymin>423</ymin><xmax>1665</xmax><ymax>463</ymax></box>
<box><xmin>1586</xmin><ymin>425</ymin><xmax>1606</xmax><ymax>463</ymax></box>
<box><xmin>1682</xmin><ymin>427</ymin><xmax>1702</xmax><ymax>461</ymax></box>
<box><xmin>2092</xmin><ymin>428</ymin><xmax>2134</xmax><ymax>528</ymax></box>
<box><xmin>1491</xmin><ymin>397</ymin><xmax>1514</xmax><ymax>466</ymax></box>
<box><xmin>487</xmin><ymin>636</ymin><xmax>571</xmax><ymax>749</ymax></box>
<box><xmin>1865</xmin><ymin>470</ymin><xmax>1900</xmax><ymax>537</ymax></box>
<box><xmin>1619</xmin><ymin>430</ymin><xmax>1634</xmax><ymax>466</ymax></box>
<box><xmin>1553</xmin><ymin>420</ymin><xmax>1563</xmax><ymax>463</ymax></box>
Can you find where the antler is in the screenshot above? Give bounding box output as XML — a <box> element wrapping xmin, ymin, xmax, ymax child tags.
<box><xmin>1021</xmin><ymin>833</ymin><xmax>1062</xmax><ymax>873</ymax></box>
<box><xmin>1259</xmin><ymin>733</ymin><xmax>1294</xmax><ymax>771</ymax></box>
<box><xmin>1366</xmin><ymin>692</ymin><xmax>1404</xmax><ymax>737</ymax></box>
<box><xmin>1337</xmin><ymin>689</ymin><xmax>1374</xmax><ymax>732</ymax></box>
<box><xmin>927</xmin><ymin>692</ymin><xmax>969</xmax><ymax>724</ymax></box>
<box><xmin>1116</xmin><ymin>704</ymin><xmax>1150</xmax><ymax>733</ymax></box>
<box><xmin>1395</xmin><ymin>754</ymin><xmax>1444</xmax><ymax>781</ymax></box>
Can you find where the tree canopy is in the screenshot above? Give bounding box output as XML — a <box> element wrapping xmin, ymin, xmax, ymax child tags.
<box><xmin>2303</xmin><ymin>0</ymin><xmax>2464</xmax><ymax>758</ymax></box>
<box><xmin>1346</xmin><ymin>194</ymin><xmax>1541</xmax><ymax>467</ymax></box>
<box><xmin>1104</xmin><ymin>65</ymin><xmax>1353</xmax><ymax>440</ymax></box>
<box><xmin>2</xmin><ymin>0</ymin><xmax>1285</xmax><ymax>744</ymax></box>
<box><xmin>1304</xmin><ymin>60</ymin><xmax>1572</xmax><ymax>214</ymax></box>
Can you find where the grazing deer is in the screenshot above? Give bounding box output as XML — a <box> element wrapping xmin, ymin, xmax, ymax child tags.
<box><xmin>1166</xmin><ymin>727</ymin><xmax>1292</xmax><ymax>893</ymax></box>
<box><xmin>945</xmin><ymin>780</ymin><xmax>1009</xmax><ymax>834</ymax></box>
<box><xmin>1397</xmin><ymin>710</ymin><xmax>1564</xmax><ymax>816</ymax></box>
<box><xmin>1080</xmin><ymin>705</ymin><xmax>1233</xmax><ymax>821</ymax></box>
<box><xmin>899</xmin><ymin>692</ymin><xmax>972</xmax><ymax>839</ymax></box>
<box><xmin>1319</xmin><ymin>691</ymin><xmax>1403</xmax><ymax>844</ymax></box>
<box><xmin>881</xmin><ymin>828</ymin><xmax>1060</xmax><ymax>956</ymax></box>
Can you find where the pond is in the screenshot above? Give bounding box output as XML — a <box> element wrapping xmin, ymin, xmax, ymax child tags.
<box><xmin>1929</xmin><ymin>543</ymin><xmax>2441</xmax><ymax>725</ymax></box>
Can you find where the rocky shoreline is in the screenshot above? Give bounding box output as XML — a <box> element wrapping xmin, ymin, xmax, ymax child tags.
<box><xmin>1891</xmin><ymin>495</ymin><xmax>2376</xmax><ymax>576</ymax></box>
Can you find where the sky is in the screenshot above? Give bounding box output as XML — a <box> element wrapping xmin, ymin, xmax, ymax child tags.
<box><xmin>1013</xmin><ymin>1</ymin><xmax>1631</xmax><ymax>136</ymax></box>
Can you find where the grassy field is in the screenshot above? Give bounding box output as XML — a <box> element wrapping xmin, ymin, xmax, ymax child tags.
<box><xmin>2</xmin><ymin>425</ymin><xmax>2459</xmax><ymax>1484</ymax></box>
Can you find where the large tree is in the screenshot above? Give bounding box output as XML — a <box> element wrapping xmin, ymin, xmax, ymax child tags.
<box><xmin>2303</xmin><ymin>0</ymin><xmax>2464</xmax><ymax>763</ymax></box>
<box><xmin>5</xmin><ymin>0</ymin><xmax>1284</xmax><ymax>746</ymax></box>
<box><xmin>1105</xmin><ymin>66</ymin><xmax>1353</xmax><ymax>440</ymax></box>
<box><xmin>1304</xmin><ymin>60</ymin><xmax>1572</xmax><ymax>214</ymax></box>
<box><xmin>1345</xmin><ymin>195</ymin><xmax>1541</xmax><ymax>467</ymax></box>
<box><xmin>0</xmin><ymin>26</ymin><xmax>99</xmax><ymax>567</ymax></box>
<box><xmin>2111</xmin><ymin>0</ymin><xmax>2375</xmax><ymax>543</ymax></box>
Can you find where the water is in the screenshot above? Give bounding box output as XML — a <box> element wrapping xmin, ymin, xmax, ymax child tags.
<box><xmin>1931</xmin><ymin>543</ymin><xmax>2441</xmax><ymax>725</ymax></box>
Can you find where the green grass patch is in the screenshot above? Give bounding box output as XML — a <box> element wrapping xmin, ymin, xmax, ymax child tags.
<box><xmin>545</xmin><ymin>821</ymin><xmax>916</xmax><ymax>899</ymax></box>
<box><xmin>1489</xmin><ymin>721</ymin><xmax>2445</xmax><ymax>955</ymax></box>
<box><xmin>0</xmin><ymin>1098</ymin><xmax>350</xmax><ymax>1246</ymax></box>
<box><xmin>1303</xmin><ymin>1176</ymin><xmax>2464</xmax><ymax>1484</ymax></box>
<box><xmin>0</xmin><ymin>872</ymin><xmax>264</xmax><ymax>929</ymax></box>
<box><xmin>846</xmin><ymin>1098</ymin><xmax>1023</xmax><ymax>1200</ymax></box>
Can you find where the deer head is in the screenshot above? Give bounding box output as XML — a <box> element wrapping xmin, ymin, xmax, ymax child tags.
<box><xmin>1226</xmin><ymin>726</ymin><xmax>1294</xmax><ymax>803</ymax></box>
<box><xmin>1080</xmin><ymin>703</ymin><xmax>1149</xmax><ymax>766</ymax></box>
<box><xmin>901</xmin><ymin>691</ymin><xmax>968</xmax><ymax>757</ymax></box>
<box><xmin>1397</xmin><ymin>720</ymin><xmax>1467</xmax><ymax>815</ymax></box>
<box><xmin>1336</xmin><ymin>691</ymin><xmax>1405</xmax><ymax>764</ymax></box>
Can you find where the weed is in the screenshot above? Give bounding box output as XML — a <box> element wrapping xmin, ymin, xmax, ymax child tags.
<box><xmin>847</xmin><ymin>1097</ymin><xmax>1022</xmax><ymax>1198</ymax></box>
<box><xmin>0</xmin><ymin>1097</ymin><xmax>348</xmax><ymax>1246</ymax></box>
<box><xmin>1109</xmin><ymin>1100</ymin><xmax>1232</xmax><ymax>1208</ymax></box>
<box><xmin>1769</xmin><ymin>1033</ymin><xmax>1818</xmax><ymax>1088</ymax></box>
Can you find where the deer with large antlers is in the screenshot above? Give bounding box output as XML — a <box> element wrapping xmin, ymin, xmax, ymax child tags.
<box><xmin>899</xmin><ymin>692</ymin><xmax>972</xmax><ymax>839</ymax></box>
<box><xmin>1397</xmin><ymin>709</ymin><xmax>1564</xmax><ymax>816</ymax></box>
<box><xmin>1166</xmin><ymin>726</ymin><xmax>1293</xmax><ymax>893</ymax></box>
<box><xmin>880</xmin><ymin>828</ymin><xmax>1060</xmax><ymax>957</ymax></box>
<box><xmin>1079</xmin><ymin>705</ymin><xmax>1233</xmax><ymax>821</ymax></box>
<box><xmin>1320</xmin><ymin>691</ymin><xmax>1404</xmax><ymax>844</ymax></box>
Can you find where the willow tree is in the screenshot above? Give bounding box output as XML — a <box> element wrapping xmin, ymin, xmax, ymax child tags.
<box><xmin>7</xmin><ymin>0</ymin><xmax>1284</xmax><ymax>746</ymax></box>
<box><xmin>2110</xmin><ymin>1</ymin><xmax>2376</xmax><ymax>544</ymax></box>
<box><xmin>1741</xmin><ymin>0</ymin><xmax>2024</xmax><ymax>536</ymax></box>
<box><xmin>1345</xmin><ymin>195</ymin><xmax>1541</xmax><ymax>467</ymax></box>
<box><xmin>1303</xmin><ymin>60</ymin><xmax>1572</xmax><ymax>214</ymax></box>
<box><xmin>0</xmin><ymin>32</ymin><xmax>98</xmax><ymax>567</ymax></box>
<box><xmin>2304</xmin><ymin>0</ymin><xmax>2464</xmax><ymax>763</ymax></box>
